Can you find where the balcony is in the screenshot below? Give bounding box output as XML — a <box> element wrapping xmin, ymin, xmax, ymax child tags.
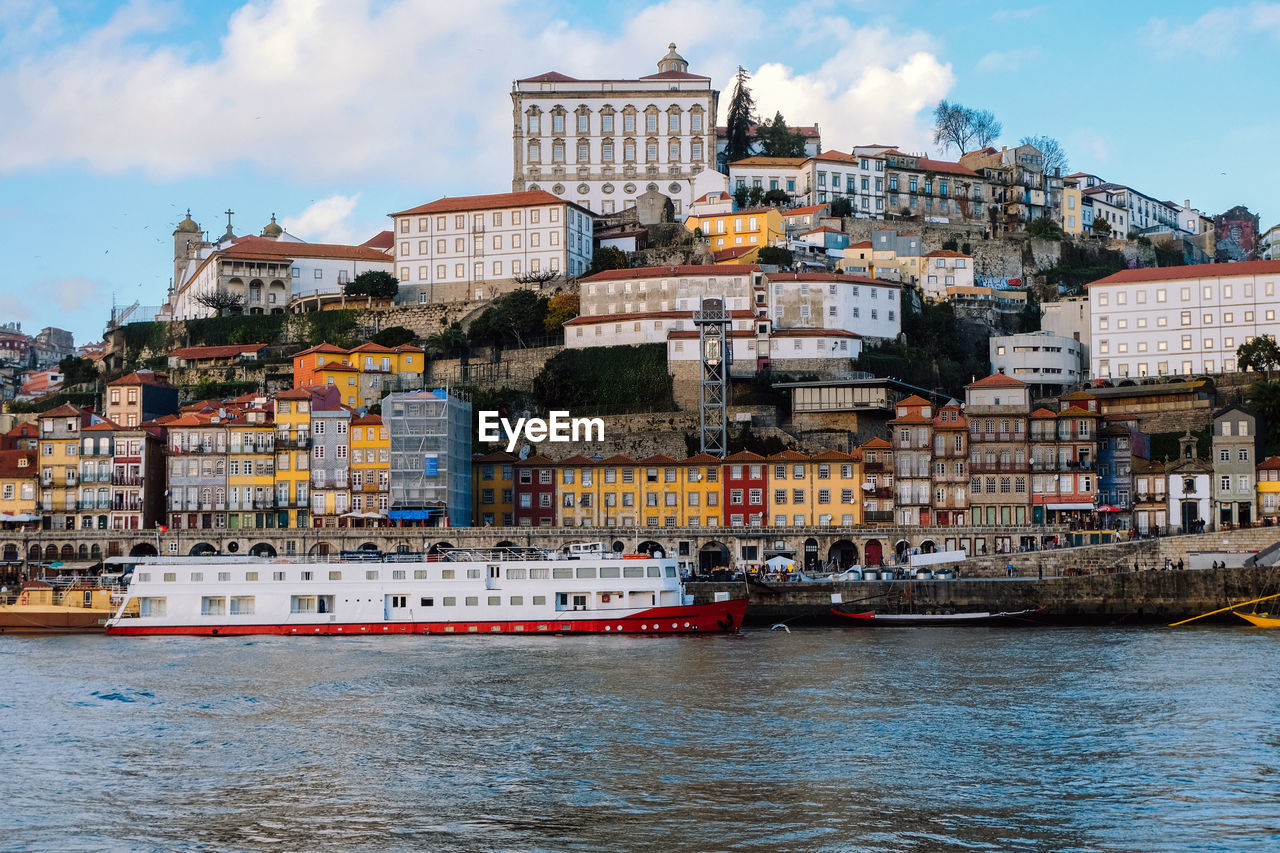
<box><xmin>277</xmin><ymin>437</ymin><xmax>311</xmax><ymax>450</ymax></box>
<box><xmin>969</xmin><ymin>461</ymin><xmax>1029</xmax><ymax>473</ymax></box>
<box><xmin>111</xmin><ymin>474</ymin><xmax>144</xmax><ymax>486</ymax></box>
<box><xmin>864</xmin><ymin>511</ymin><xmax>893</xmax><ymax>523</ymax></box>
<box><xmin>77</xmin><ymin>500</ymin><xmax>112</xmax><ymax>510</ymax></box>
<box><xmin>970</xmin><ymin>431</ymin><xmax>1018</xmax><ymax>443</ymax></box>
<box><xmin>111</xmin><ymin>500</ymin><xmax>142</xmax><ymax>512</ymax></box>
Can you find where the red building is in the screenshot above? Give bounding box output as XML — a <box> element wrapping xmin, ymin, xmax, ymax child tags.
<box><xmin>722</xmin><ymin>450</ymin><xmax>767</xmax><ymax>527</ymax></box>
<box><xmin>514</xmin><ymin>453</ymin><xmax>557</xmax><ymax>527</ymax></box>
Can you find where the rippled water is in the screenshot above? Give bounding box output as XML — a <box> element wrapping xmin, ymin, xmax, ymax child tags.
<box><xmin>2</xmin><ymin>627</ymin><xmax>1278</xmax><ymax>852</ymax></box>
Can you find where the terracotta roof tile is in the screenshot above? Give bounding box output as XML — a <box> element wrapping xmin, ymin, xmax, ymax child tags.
<box><xmin>1088</xmin><ymin>259</ymin><xmax>1280</xmax><ymax>287</ymax></box>
<box><xmin>392</xmin><ymin>191</ymin><xmax>586</xmax><ymax>217</ymax></box>
<box><xmin>580</xmin><ymin>264</ymin><xmax>759</xmax><ymax>282</ymax></box>
<box><xmin>967</xmin><ymin>372</ymin><xmax>1027</xmax><ymax>388</ymax></box>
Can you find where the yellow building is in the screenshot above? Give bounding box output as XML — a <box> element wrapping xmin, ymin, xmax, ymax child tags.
<box><xmin>680</xmin><ymin>453</ymin><xmax>723</xmax><ymax>527</ymax></box>
<box><xmin>555</xmin><ymin>453</ymin><xmax>723</xmax><ymax>528</ymax></box>
<box><xmin>227</xmin><ymin>412</ymin><xmax>277</xmax><ymax>530</ymax></box>
<box><xmin>0</xmin><ymin>450</ymin><xmax>37</xmax><ymax>518</ymax></box>
<box><xmin>1061</xmin><ymin>184</ymin><xmax>1084</xmax><ymax>235</ymax></box>
<box><xmin>685</xmin><ymin>207</ymin><xmax>784</xmax><ymax>254</ymax></box>
<box><xmin>351</xmin><ymin>413</ymin><xmax>390</xmax><ymax>522</ymax></box>
<box><xmin>1258</xmin><ymin>457</ymin><xmax>1280</xmax><ymax>524</ymax></box>
<box><xmin>37</xmin><ymin>404</ymin><xmax>96</xmax><ymax>531</ymax></box>
<box><xmin>472</xmin><ymin>450</ymin><xmax>516</xmax><ymax>527</ymax></box>
<box><xmin>293</xmin><ymin>342</ymin><xmax>425</xmax><ymax>409</ymax></box>
<box><xmin>272</xmin><ymin>388</ymin><xmax>314</xmax><ymax>529</ymax></box>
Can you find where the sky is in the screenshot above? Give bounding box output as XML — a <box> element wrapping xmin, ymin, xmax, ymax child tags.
<box><xmin>1</xmin><ymin>0</ymin><xmax>1277</xmax><ymax>346</ymax></box>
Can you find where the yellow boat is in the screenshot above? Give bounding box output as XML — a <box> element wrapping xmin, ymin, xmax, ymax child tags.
<box><xmin>1233</xmin><ymin>610</ymin><xmax>1280</xmax><ymax>628</ymax></box>
<box><xmin>0</xmin><ymin>580</ymin><xmax>131</xmax><ymax>634</ymax></box>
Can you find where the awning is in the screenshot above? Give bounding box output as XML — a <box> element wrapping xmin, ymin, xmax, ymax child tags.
<box><xmin>388</xmin><ymin>510</ymin><xmax>439</xmax><ymax>520</ymax></box>
<box><xmin>1047</xmin><ymin>502</ymin><xmax>1096</xmax><ymax>510</ymax></box>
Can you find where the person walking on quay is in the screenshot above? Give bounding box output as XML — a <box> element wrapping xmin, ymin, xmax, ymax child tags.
<box><xmin>1177</xmin><ymin>558</ymin><xmax>1184</xmax><ymax>571</ymax></box>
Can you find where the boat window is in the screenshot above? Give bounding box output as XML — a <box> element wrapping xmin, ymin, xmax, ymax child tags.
<box><xmin>300</xmin><ymin>571</ymin><xmax>313</xmax><ymax>581</ymax></box>
<box><xmin>218</xmin><ymin>572</ymin><xmax>230</xmax><ymax>582</ymax></box>
<box><xmin>392</xmin><ymin>570</ymin><xmax>405</xmax><ymax>580</ymax></box>
<box><xmin>442</xmin><ymin>597</ymin><xmax>456</xmax><ymax>606</ymax></box>
<box><xmin>201</xmin><ymin>596</ymin><xmax>226</xmax><ymax>616</ymax></box>
<box><xmin>466</xmin><ymin>569</ymin><xmax>482</xmax><ymax>579</ymax></box>
<box><xmin>623</xmin><ymin>566</ymin><xmax>644</xmax><ymax>578</ymax></box>
<box><xmin>136</xmin><ymin>572</ymin><xmax>150</xmax><ymax>583</ymax></box>
<box><xmin>163</xmin><ymin>572</ymin><xmax>176</xmax><ymax>583</ymax></box>
<box><xmin>139</xmin><ymin>596</ymin><xmax>165</xmax><ymax>616</ymax></box>
<box><xmin>190</xmin><ymin>572</ymin><xmax>203</xmax><ymax>582</ymax></box>
<box><xmin>646</xmin><ymin>566</ymin><xmax>661</xmax><ymax>577</ymax></box>
<box><xmin>328</xmin><ymin>571</ymin><xmax>342</xmax><ymax>581</ymax></box>
<box><xmin>441</xmin><ymin>569</ymin><xmax>455</xmax><ymax>580</ymax></box>
<box><xmin>507</xmin><ymin>568</ymin><xmax>527</xmax><ymax>580</ymax></box>
<box><xmin>273</xmin><ymin>571</ymin><xmax>286</xmax><ymax>581</ymax></box>
<box><xmin>532</xmin><ymin>595</ymin><xmax>546</xmax><ymax>605</ymax></box>
<box><xmin>291</xmin><ymin>596</ymin><xmax>316</xmax><ymax>613</ymax></box>
<box><xmin>510</xmin><ymin>596</ymin><xmax>524</xmax><ymax>605</ymax></box>
<box><xmin>600</xmin><ymin>566</ymin><xmax>620</xmax><ymax>578</ymax></box>
<box><xmin>230</xmin><ymin>596</ymin><xmax>254</xmax><ymax>615</ymax></box>
<box><xmin>365</xmin><ymin>570</ymin><xmax>379</xmax><ymax>581</ymax></box>
<box><xmin>465</xmin><ymin>596</ymin><xmax>479</xmax><ymax>606</ymax></box>
<box><xmin>552</xmin><ymin>567</ymin><xmax>573</xmax><ymax>579</ymax></box>
<box><xmin>488</xmin><ymin>596</ymin><xmax>501</xmax><ymax>606</ymax></box>
<box><xmin>664</xmin><ymin>566</ymin><xmax>676</xmax><ymax>577</ymax></box>
<box><xmin>420</xmin><ymin>597</ymin><xmax>434</xmax><ymax>607</ymax></box>
<box><xmin>391</xmin><ymin>595</ymin><xmax>407</xmax><ymax>608</ymax></box>
<box><xmin>529</xmin><ymin>568</ymin><xmax>549</xmax><ymax>579</ymax></box>
<box><xmin>414</xmin><ymin>570</ymin><xmax>429</xmax><ymax>579</ymax></box>
<box><xmin>576</xmin><ymin>566</ymin><xmax>597</xmax><ymax>579</ymax></box>
<box><xmin>245</xmin><ymin>572</ymin><xmax>258</xmax><ymax>582</ymax></box>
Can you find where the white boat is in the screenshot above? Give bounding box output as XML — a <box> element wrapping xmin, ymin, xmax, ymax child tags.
<box><xmin>105</xmin><ymin>548</ymin><xmax>747</xmax><ymax>637</ymax></box>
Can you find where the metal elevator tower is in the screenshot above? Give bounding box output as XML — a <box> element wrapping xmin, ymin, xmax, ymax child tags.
<box><xmin>694</xmin><ymin>297</ymin><xmax>731</xmax><ymax>457</ymax></box>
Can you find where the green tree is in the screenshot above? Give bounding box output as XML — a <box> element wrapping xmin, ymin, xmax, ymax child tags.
<box><xmin>757</xmin><ymin>110</ymin><xmax>807</xmax><ymax>158</ymax></box>
<box><xmin>747</xmin><ymin>185</ymin><xmax>765</xmax><ymax>207</ymax></box>
<box><xmin>424</xmin><ymin>323</ymin><xmax>468</xmax><ymax>358</ymax></box>
<box><xmin>468</xmin><ymin>289</ymin><xmax>549</xmax><ymax>348</ymax></box>
<box><xmin>828</xmin><ymin>197</ymin><xmax>853</xmax><ymax>218</ymax></box>
<box><xmin>732</xmin><ymin>184</ymin><xmax>750</xmax><ymax>209</ymax></box>
<box><xmin>58</xmin><ymin>356</ymin><xmax>99</xmax><ymax>387</ymax></box>
<box><xmin>344</xmin><ymin>270</ymin><xmax>399</xmax><ymax>299</ymax></box>
<box><xmin>1247</xmin><ymin>379</ymin><xmax>1280</xmax><ymax>447</ymax></box>
<box><xmin>544</xmin><ymin>292</ymin><xmax>580</xmax><ymax>334</ymax></box>
<box><xmin>587</xmin><ymin>245</ymin><xmax>627</xmax><ymax>275</ymax></box>
<box><xmin>1091</xmin><ymin>216</ymin><xmax>1113</xmax><ymax>238</ymax></box>
<box><xmin>722</xmin><ymin>66</ymin><xmax>755</xmax><ymax>170</ymax></box>
<box><xmin>1238</xmin><ymin>336</ymin><xmax>1280</xmax><ymax>372</ymax></box>
<box><xmin>370</xmin><ymin>326</ymin><xmax>417</xmax><ymax>348</ymax></box>
<box><xmin>756</xmin><ymin>246</ymin><xmax>792</xmax><ymax>266</ymax></box>
<box><xmin>763</xmin><ymin>188</ymin><xmax>790</xmax><ymax>207</ymax></box>
<box><xmin>1027</xmin><ymin>216</ymin><xmax>1064</xmax><ymax>240</ymax></box>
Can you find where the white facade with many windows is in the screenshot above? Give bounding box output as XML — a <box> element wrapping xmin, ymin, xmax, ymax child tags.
<box><xmin>1088</xmin><ymin>260</ymin><xmax>1280</xmax><ymax>378</ymax></box>
<box><xmin>511</xmin><ymin>45</ymin><xmax>718</xmax><ymax>216</ymax></box>
<box><xmin>389</xmin><ymin>191</ymin><xmax>592</xmax><ymax>305</ymax></box>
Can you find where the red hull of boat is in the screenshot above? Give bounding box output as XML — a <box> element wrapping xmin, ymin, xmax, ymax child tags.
<box><xmin>107</xmin><ymin>599</ymin><xmax>748</xmax><ymax>637</ymax></box>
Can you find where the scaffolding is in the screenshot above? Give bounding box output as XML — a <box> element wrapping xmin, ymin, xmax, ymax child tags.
<box><xmin>694</xmin><ymin>297</ymin><xmax>731</xmax><ymax>457</ymax></box>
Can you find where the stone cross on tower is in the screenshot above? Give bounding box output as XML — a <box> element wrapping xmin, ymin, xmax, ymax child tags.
<box><xmin>223</xmin><ymin>209</ymin><xmax>235</xmax><ymax>241</ymax></box>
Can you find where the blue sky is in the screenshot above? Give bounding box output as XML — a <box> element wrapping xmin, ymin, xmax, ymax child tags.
<box><xmin>1</xmin><ymin>0</ymin><xmax>1276</xmax><ymax>346</ymax></box>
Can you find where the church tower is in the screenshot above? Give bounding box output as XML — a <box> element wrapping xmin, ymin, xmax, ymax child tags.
<box><xmin>172</xmin><ymin>210</ymin><xmax>203</xmax><ymax>296</ymax></box>
<box><xmin>656</xmin><ymin>43</ymin><xmax>688</xmax><ymax>74</ymax></box>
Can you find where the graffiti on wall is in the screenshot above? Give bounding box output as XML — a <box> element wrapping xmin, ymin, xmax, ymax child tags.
<box><xmin>1213</xmin><ymin>205</ymin><xmax>1260</xmax><ymax>262</ymax></box>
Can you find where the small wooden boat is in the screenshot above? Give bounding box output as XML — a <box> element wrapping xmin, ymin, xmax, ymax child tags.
<box><xmin>1232</xmin><ymin>611</ymin><xmax>1280</xmax><ymax>628</ymax></box>
<box><xmin>831</xmin><ymin>607</ymin><xmax>1041</xmax><ymax>626</ymax></box>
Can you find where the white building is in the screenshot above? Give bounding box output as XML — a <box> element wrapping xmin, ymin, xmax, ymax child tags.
<box><xmin>715</xmin><ymin>120</ymin><xmax>821</xmax><ymax>170</ymax></box>
<box><xmin>511</xmin><ymin>44</ymin><xmax>718</xmax><ymax>216</ymax></box>
<box><xmin>1041</xmin><ymin>295</ymin><xmax>1091</xmax><ymax>372</ymax></box>
<box><xmin>727</xmin><ymin>151</ymin><xmax>886</xmax><ymax>214</ymax></box>
<box><xmin>989</xmin><ymin>331</ymin><xmax>1085</xmax><ymax>393</ymax></box>
<box><xmin>167</xmin><ymin>213</ymin><xmax>393</xmax><ymax>321</ymax></box>
<box><xmin>1087</xmin><ymin>259</ymin><xmax>1280</xmax><ymax>378</ymax></box>
<box><xmin>1083</xmin><ymin>187</ymin><xmax>1129</xmax><ymax>237</ymax></box>
<box><xmin>921</xmin><ymin>249</ymin><xmax>974</xmax><ymax>302</ymax></box>
<box><xmin>1261</xmin><ymin>224</ymin><xmax>1280</xmax><ymax>260</ymax></box>
<box><xmin>766</xmin><ymin>272</ymin><xmax>901</xmax><ymax>342</ymax></box>
<box><xmin>388</xmin><ymin>190</ymin><xmax>593</xmax><ymax>305</ymax></box>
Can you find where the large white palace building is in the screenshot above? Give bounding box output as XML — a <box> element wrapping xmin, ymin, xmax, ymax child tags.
<box><xmin>1088</xmin><ymin>259</ymin><xmax>1280</xmax><ymax>379</ymax></box>
<box><xmin>510</xmin><ymin>44</ymin><xmax>720</xmax><ymax>217</ymax></box>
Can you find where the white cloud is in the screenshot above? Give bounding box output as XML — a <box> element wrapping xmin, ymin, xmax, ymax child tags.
<box><xmin>976</xmin><ymin>47</ymin><xmax>1040</xmax><ymax>73</ymax></box>
<box><xmin>1145</xmin><ymin>3</ymin><xmax>1280</xmax><ymax>58</ymax></box>
<box><xmin>749</xmin><ymin>25</ymin><xmax>953</xmax><ymax>153</ymax></box>
<box><xmin>989</xmin><ymin>6</ymin><xmax>1046</xmax><ymax>22</ymax></box>
<box><xmin>0</xmin><ymin>0</ymin><xmax>954</xmax><ymax>184</ymax></box>
<box><xmin>282</xmin><ymin>194</ymin><xmax>363</xmax><ymax>244</ymax></box>
<box><xmin>51</xmin><ymin>276</ymin><xmax>110</xmax><ymax>313</ymax></box>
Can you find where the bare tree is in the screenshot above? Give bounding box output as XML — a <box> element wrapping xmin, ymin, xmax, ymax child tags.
<box><xmin>514</xmin><ymin>270</ymin><xmax>560</xmax><ymax>290</ymax></box>
<box><xmin>193</xmin><ymin>290</ymin><xmax>245</xmax><ymax>316</ymax></box>
<box><xmin>1019</xmin><ymin>134</ymin><xmax>1069</xmax><ymax>176</ymax></box>
<box><xmin>932</xmin><ymin>100</ymin><xmax>1003</xmax><ymax>155</ymax></box>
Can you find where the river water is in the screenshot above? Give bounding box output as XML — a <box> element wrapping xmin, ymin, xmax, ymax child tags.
<box><xmin>2</xmin><ymin>627</ymin><xmax>1277</xmax><ymax>852</ymax></box>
